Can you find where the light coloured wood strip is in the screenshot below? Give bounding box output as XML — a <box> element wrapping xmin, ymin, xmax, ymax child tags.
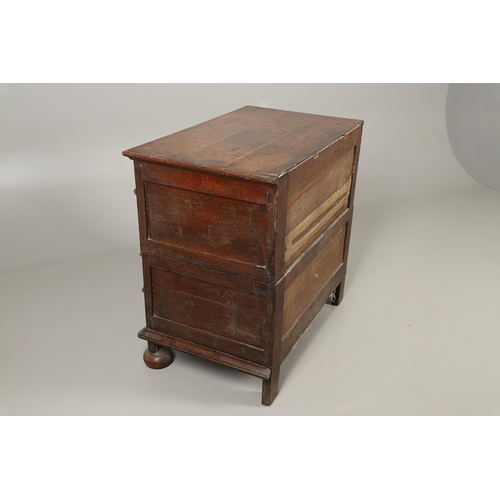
<box><xmin>288</xmin><ymin>192</ymin><xmax>349</xmax><ymax>248</ymax></box>
<box><xmin>284</xmin><ymin>195</ymin><xmax>349</xmax><ymax>263</ymax></box>
<box><xmin>286</xmin><ymin>177</ymin><xmax>351</xmax><ymax>245</ymax></box>
<box><xmin>285</xmin><ymin>178</ymin><xmax>351</xmax><ymax>259</ymax></box>
<box><xmin>282</xmin><ymin>225</ymin><xmax>346</xmax><ymax>334</ymax></box>
<box><xmin>280</xmin><ymin>209</ymin><xmax>351</xmax><ymax>286</ymax></box>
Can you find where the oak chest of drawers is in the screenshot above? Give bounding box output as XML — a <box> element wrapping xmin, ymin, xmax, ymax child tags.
<box><xmin>123</xmin><ymin>106</ymin><xmax>363</xmax><ymax>405</ymax></box>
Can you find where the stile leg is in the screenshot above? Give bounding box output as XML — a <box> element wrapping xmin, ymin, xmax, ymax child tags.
<box><xmin>262</xmin><ymin>368</ymin><xmax>280</xmax><ymax>406</ymax></box>
<box><xmin>332</xmin><ymin>279</ymin><xmax>345</xmax><ymax>306</ymax></box>
<box><xmin>325</xmin><ymin>279</ymin><xmax>344</xmax><ymax>306</ymax></box>
<box><xmin>332</xmin><ymin>216</ymin><xmax>354</xmax><ymax>307</ymax></box>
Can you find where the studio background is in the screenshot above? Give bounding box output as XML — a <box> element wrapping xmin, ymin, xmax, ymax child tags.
<box><xmin>1</xmin><ymin>83</ymin><xmax>499</xmax><ymax>415</ymax></box>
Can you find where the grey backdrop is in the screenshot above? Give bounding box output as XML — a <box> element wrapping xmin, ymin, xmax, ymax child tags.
<box><xmin>446</xmin><ymin>83</ymin><xmax>500</xmax><ymax>191</ymax></box>
<box><xmin>0</xmin><ymin>83</ymin><xmax>475</xmax><ymax>273</ymax></box>
<box><xmin>2</xmin><ymin>83</ymin><xmax>500</xmax><ymax>417</ymax></box>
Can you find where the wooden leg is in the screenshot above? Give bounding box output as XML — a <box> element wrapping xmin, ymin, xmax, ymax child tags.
<box><xmin>332</xmin><ymin>216</ymin><xmax>353</xmax><ymax>307</ymax></box>
<box><xmin>262</xmin><ymin>368</ymin><xmax>280</xmax><ymax>406</ymax></box>
<box><xmin>332</xmin><ymin>279</ymin><xmax>345</xmax><ymax>306</ymax></box>
<box><xmin>325</xmin><ymin>279</ymin><xmax>344</xmax><ymax>306</ymax></box>
<box><xmin>143</xmin><ymin>341</ymin><xmax>174</xmax><ymax>369</ymax></box>
<box><xmin>325</xmin><ymin>289</ymin><xmax>336</xmax><ymax>306</ymax></box>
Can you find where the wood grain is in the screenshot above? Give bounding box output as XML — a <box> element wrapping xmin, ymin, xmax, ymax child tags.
<box><xmin>282</xmin><ymin>224</ymin><xmax>347</xmax><ymax>336</ymax></box>
<box><xmin>147</xmin><ymin>254</ymin><xmax>269</xmax><ymax>298</ymax></box>
<box><xmin>123</xmin><ymin>106</ymin><xmax>363</xmax><ymax>182</ymax></box>
<box><xmin>125</xmin><ymin>106</ymin><xmax>364</xmax><ymax>405</ymax></box>
<box><xmin>287</xmin><ymin>127</ymin><xmax>359</xmax><ymax>203</ymax></box>
<box><xmin>151</xmin><ymin>266</ymin><xmax>267</xmax><ymax>349</ymax></box>
<box><xmin>141</xmin><ymin>160</ymin><xmax>271</xmax><ymax>205</ymax></box>
<box><xmin>285</xmin><ymin>178</ymin><xmax>351</xmax><ymax>266</ymax></box>
<box><xmin>145</xmin><ymin>181</ymin><xmax>269</xmax><ymax>265</ymax></box>
<box><xmin>281</xmin><ymin>264</ymin><xmax>344</xmax><ymax>361</ymax></box>
<box><xmin>139</xmin><ymin>327</ymin><xmax>270</xmax><ymax>379</ymax></box>
<box><xmin>144</xmin><ymin>239</ymin><xmax>271</xmax><ymax>282</ymax></box>
<box><xmin>262</xmin><ymin>176</ymin><xmax>288</xmax><ymax>405</ymax></box>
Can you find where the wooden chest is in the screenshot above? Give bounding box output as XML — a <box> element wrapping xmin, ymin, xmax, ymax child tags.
<box><xmin>123</xmin><ymin>106</ymin><xmax>363</xmax><ymax>405</ymax></box>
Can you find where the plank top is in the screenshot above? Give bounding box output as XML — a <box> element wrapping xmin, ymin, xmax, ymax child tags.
<box><xmin>123</xmin><ymin>106</ymin><xmax>363</xmax><ymax>182</ymax></box>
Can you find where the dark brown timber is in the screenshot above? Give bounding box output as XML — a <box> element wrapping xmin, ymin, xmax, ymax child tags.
<box><xmin>123</xmin><ymin>105</ymin><xmax>363</xmax><ymax>405</ymax></box>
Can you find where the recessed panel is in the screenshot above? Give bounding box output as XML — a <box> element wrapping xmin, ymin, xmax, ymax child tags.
<box><xmin>146</xmin><ymin>182</ymin><xmax>269</xmax><ymax>266</ymax></box>
<box><xmin>151</xmin><ymin>267</ymin><xmax>267</xmax><ymax>351</ymax></box>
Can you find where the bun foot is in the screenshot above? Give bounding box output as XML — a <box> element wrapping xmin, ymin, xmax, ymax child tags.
<box><xmin>143</xmin><ymin>342</ymin><xmax>174</xmax><ymax>369</ymax></box>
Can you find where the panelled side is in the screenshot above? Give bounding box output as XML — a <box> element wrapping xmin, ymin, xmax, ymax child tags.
<box><xmin>146</xmin><ymin>254</ymin><xmax>268</xmax><ymax>366</ymax></box>
<box><xmin>139</xmin><ymin>161</ymin><xmax>274</xmax><ymax>282</ymax></box>
<box><xmin>285</xmin><ymin>130</ymin><xmax>358</xmax><ymax>270</ymax></box>
<box><xmin>133</xmin><ymin>160</ymin><xmax>279</xmax><ymax>375</ymax></box>
<box><xmin>280</xmin><ymin>127</ymin><xmax>361</xmax><ymax>358</ymax></box>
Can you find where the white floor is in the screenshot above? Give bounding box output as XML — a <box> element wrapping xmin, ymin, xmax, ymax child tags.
<box><xmin>1</xmin><ymin>183</ymin><xmax>500</xmax><ymax>415</ymax></box>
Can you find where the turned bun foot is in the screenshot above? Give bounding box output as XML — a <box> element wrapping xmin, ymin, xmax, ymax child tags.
<box><xmin>143</xmin><ymin>344</ymin><xmax>174</xmax><ymax>369</ymax></box>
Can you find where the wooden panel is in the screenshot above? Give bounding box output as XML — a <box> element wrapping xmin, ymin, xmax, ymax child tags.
<box><xmin>285</xmin><ymin>177</ymin><xmax>351</xmax><ymax>267</ymax></box>
<box><xmin>145</xmin><ymin>181</ymin><xmax>269</xmax><ymax>266</ymax></box>
<box><xmin>282</xmin><ymin>223</ymin><xmax>347</xmax><ymax>336</ymax></box>
<box><xmin>282</xmin><ymin>209</ymin><xmax>351</xmax><ymax>286</ymax></box>
<box><xmin>123</xmin><ymin>106</ymin><xmax>363</xmax><ymax>182</ymax></box>
<box><xmin>149</xmin><ymin>316</ymin><xmax>265</xmax><ymax>366</ymax></box>
<box><xmin>141</xmin><ymin>161</ymin><xmax>272</xmax><ymax>205</ymax></box>
<box><xmin>287</xmin><ymin>149</ymin><xmax>354</xmax><ymax>229</ymax></box>
<box><xmin>178</xmin><ymin>115</ymin><xmax>305</xmax><ymax>167</ymax></box>
<box><xmin>283</xmin><ymin>137</ymin><xmax>355</xmax><ymax>269</ymax></box>
<box><xmin>124</xmin><ymin>107</ymin><xmax>286</xmax><ymax>166</ymax></box>
<box><xmin>151</xmin><ymin>266</ymin><xmax>267</xmax><ymax>350</ymax></box>
<box><xmin>145</xmin><ymin>239</ymin><xmax>271</xmax><ymax>282</ymax></box>
<box><xmin>139</xmin><ymin>328</ymin><xmax>270</xmax><ymax>379</ymax></box>
<box><xmin>225</xmin><ymin>115</ymin><xmax>337</xmax><ymax>173</ymax></box>
<box><xmin>147</xmin><ymin>254</ymin><xmax>268</xmax><ymax>298</ymax></box>
<box><xmin>288</xmin><ymin>127</ymin><xmax>359</xmax><ymax>204</ymax></box>
<box><xmin>281</xmin><ymin>265</ymin><xmax>344</xmax><ymax>361</ymax></box>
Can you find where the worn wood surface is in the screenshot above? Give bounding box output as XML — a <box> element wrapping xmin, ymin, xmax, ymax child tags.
<box><xmin>332</xmin><ymin>130</ymin><xmax>364</xmax><ymax>306</ymax></box>
<box><xmin>124</xmin><ymin>106</ymin><xmax>363</xmax><ymax>405</ymax></box>
<box><xmin>285</xmin><ymin>177</ymin><xmax>351</xmax><ymax>267</ymax></box>
<box><xmin>261</xmin><ymin>176</ymin><xmax>288</xmax><ymax>405</ymax></box>
<box><xmin>123</xmin><ymin>106</ymin><xmax>362</xmax><ymax>182</ymax></box>
<box><xmin>282</xmin><ymin>219</ymin><xmax>347</xmax><ymax>336</ymax></box>
<box><xmin>139</xmin><ymin>160</ymin><xmax>275</xmax><ymax>282</ymax></box>
<box><xmin>139</xmin><ymin>327</ymin><xmax>271</xmax><ymax>379</ymax></box>
<box><xmin>146</xmin><ymin>181</ymin><xmax>269</xmax><ymax>264</ymax></box>
<box><xmin>281</xmin><ymin>264</ymin><xmax>344</xmax><ymax>361</ymax></box>
<box><xmin>151</xmin><ymin>266</ymin><xmax>266</xmax><ymax>346</ymax></box>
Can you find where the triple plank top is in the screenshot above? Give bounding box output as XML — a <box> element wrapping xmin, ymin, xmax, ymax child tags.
<box><xmin>122</xmin><ymin>106</ymin><xmax>363</xmax><ymax>182</ymax></box>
